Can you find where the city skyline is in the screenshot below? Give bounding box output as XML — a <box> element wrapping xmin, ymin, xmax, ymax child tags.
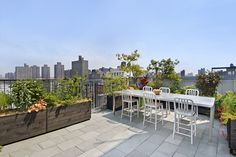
<box><xmin>0</xmin><ymin>0</ymin><xmax>236</xmax><ymax>75</ymax></box>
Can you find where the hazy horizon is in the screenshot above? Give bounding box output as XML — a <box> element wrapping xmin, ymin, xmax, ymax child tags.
<box><xmin>0</xmin><ymin>0</ymin><xmax>236</xmax><ymax>76</ymax></box>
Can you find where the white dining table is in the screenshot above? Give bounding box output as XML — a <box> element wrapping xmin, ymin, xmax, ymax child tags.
<box><xmin>112</xmin><ymin>90</ymin><xmax>215</xmax><ymax>141</ymax></box>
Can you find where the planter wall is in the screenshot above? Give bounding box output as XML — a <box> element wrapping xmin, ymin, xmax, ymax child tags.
<box><xmin>47</xmin><ymin>101</ymin><xmax>91</xmax><ymax>132</ymax></box>
<box><xmin>227</xmin><ymin>119</ymin><xmax>236</xmax><ymax>155</ymax></box>
<box><xmin>0</xmin><ymin>101</ymin><xmax>91</xmax><ymax>145</ymax></box>
<box><xmin>0</xmin><ymin>110</ymin><xmax>46</xmax><ymax>145</ymax></box>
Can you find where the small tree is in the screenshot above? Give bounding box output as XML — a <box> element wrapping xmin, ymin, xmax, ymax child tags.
<box><xmin>147</xmin><ymin>58</ymin><xmax>181</xmax><ymax>92</ymax></box>
<box><xmin>196</xmin><ymin>71</ymin><xmax>221</xmax><ymax>96</ymax></box>
<box><xmin>116</xmin><ymin>50</ymin><xmax>144</xmax><ymax>85</ymax></box>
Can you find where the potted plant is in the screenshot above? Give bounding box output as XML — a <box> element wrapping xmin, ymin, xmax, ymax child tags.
<box><xmin>196</xmin><ymin>71</ymin><xmax>221</xmax><ymax>115</ymax></box>
<box><xmin>218</xmin><ymin>91</ymin><xmax>236</xmax><ymax>155</ymax></box>
<box><xmin>0</xmin><ymin>78</ymin><xmax>91</xmax><ymax>145</ymax></box>
<box><xmin>103</xmin><ymin>76</ymin><xmax>128</xmax><ymax>110</ymax></box>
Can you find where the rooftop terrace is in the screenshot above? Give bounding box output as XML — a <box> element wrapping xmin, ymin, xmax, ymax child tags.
<box><xmin>0</xmin><ymin>110</ymin><xmax>232</xmax><ymax>157</ymax></box>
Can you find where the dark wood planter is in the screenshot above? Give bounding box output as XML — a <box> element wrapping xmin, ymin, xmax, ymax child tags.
<box><xmin>107</xmin><ymin>95</ymin><xmax>122</xmax><ymax>111</ymax></box>
<box><xmin>227</xmin><ymin>119</ymin><xmax>236</xmax><ymax>155</ymax></box>
<box><xmin>47</xmin><ymin>101</ymin><xmax>91</xmax><ymax>132</ymax></box>
<box><xmin>0</xmin><ymin>110</ymin><xmax>47</xmax><ymax>145</ymax></box>
<box><xmin>0</xmin><ymin>101</ymin><xmax>91</xmax><ymax>145</ymax></box>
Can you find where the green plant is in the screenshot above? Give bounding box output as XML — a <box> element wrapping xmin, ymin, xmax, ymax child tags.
<box><xmin>104</xmin><ymin>76</ymin><xmax>128</xmax><ymax>96</ymax></box>
<box><xmin>116</xmin><ymin>50</ymin><xmax>144</xmax><ymax>85</ymax></box>
<box><xmin>10</xmin><ymin>80</ymin><xmax>44</xmax><ymax>110</ymax></box>
<box><xmin>196</xmin><ymin>71</ymin><xmax>221</xmax><ymax>96</ymax></box>
<box><xmin>0</xmin><ymin>92</ymin><xmax>10</xmax><ymax>111</ymax></box>
<box><xmin>43</xmin><ymin>92</ymin><xmax>60</xmax><ymax>107</ymax></box>
<box><xmin>147</xmin><ymin>58</ymin><xmax>181</xmax><ymax>91</ymax></box>
<box><xmin>174</xmin><ymin>85</ymin><xmax>196</xmax><ymax>94</ymax></box>
<box><xmin>217</xmin><ymin>91</ymin><xmax>236</xmax><ymax>123</ymax></box>
<box><xmin>56</xmin><ymin>76</ymin><xmax>83</xmax><ymax>101</ymax></box>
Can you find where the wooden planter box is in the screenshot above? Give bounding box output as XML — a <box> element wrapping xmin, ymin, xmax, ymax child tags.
<box><xmin>0</xmin><ymin>101</ymin><xmax>91</xmax><ymax>145</ymax></box>
<box><xmin>227</xmin><ymin>119</ymin><xmax>236</xmax><ymax>155</ymax></box>
<box><xmin>0</xmin><ymin>110</ymin><xmax>47</xmax><ymax>145</ymax></box>
<box><xmin>47</xmin><ymin>101</ymin><xmax>91</xmax><ymax>132</ymax></box>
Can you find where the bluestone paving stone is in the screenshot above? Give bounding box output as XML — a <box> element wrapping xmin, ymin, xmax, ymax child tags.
<box><xmin>78</xmin><ymin>148</ymin><xmax>104</xmax><ymax>157</ymax></box>
<box><xmin>150</xmin><ymin>150</ymin><xmax>172</xmax><ymax>157</ymax></box>
<box><xmin>30</xmin><ymin>146</ymin><xmax>62</xmax><ymax>157</ymax></box>
<box><xmin>173</xmin><ymin>152</ymin><xmax>188</xmax><ymax>157</ymax></box>
<box><xmin>52</xmin><ymin>147</ymin><xmax>83</xmax><ymax>157</ymax></box>
<box><xmin>102</xmin><ymin>148</ymin><xmax>126</xmax><ymax>157</ymax></box>
<box><xmin>126</xmin><ymin>150</ymin><xmax>149</xmax><ymax>157</ymax></box>
<box><xmin>39</xmin><ymin>140</ymin><xmax>57</xmax><ymax>149</ymax></box>
<box><xmin>156</xmin><ymin>142</ymin><xmax>178</xmax><ymax>156</ymax></box>
<box><xmin>0</xmin><ymin>110</ymin><xmax>233</xmax><ymax>157</ymax></box>
<box><xmin>135</xmin><ymin>141</ymin><xmax>158</xmax><ymax>156</ymax></box>
<box><xmin>57</xmin><ymin>138</ymin><xmax>84</xmax><ymax>151</ymax></box>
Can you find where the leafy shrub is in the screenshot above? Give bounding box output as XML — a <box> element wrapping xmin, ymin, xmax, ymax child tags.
<box><xmin>174</xmin><ymin>85</ymin><xmax>196</xmax><ymax>94</ymax></box>
<box><xmin>217</xmin><ymin>91</ymin><xmax>236</xmax><ymax>123</ymax></box>
<box><xmin>0</xmin><ymin>92</ymin><xmax>10</xmax><ymax>111</ymax></box>
<box><xmin>56</xmin><ymin>76</ymin><xmax>83</xmax><ymax>101</ymax></box>
<box><xmin>43</xmin><ymin>92</ymin><xmax>59</xmax><ymax>107</ymax></box>
<box><xmin>10</xmin><ymin>80</ymin><xmax>44</xmax><ymax>109</ymax></box>
<box><xmin>196</xmin><ymin>72</ymin><xmax>221</xmax><ymax>96</ymax></box>
<box><xmin>104</xmin><ymin>76</ymin><xmax>128</xmax><ymax>96</ymax></box>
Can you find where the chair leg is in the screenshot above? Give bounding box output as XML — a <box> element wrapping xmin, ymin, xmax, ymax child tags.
<box><xmin>177</xmin><ymin>115</ymin><xmax>180</xmax><ymax>133</ymax></box>
<box><xmin>173</xmin><ymin>113</ymin><xmax>176</xmax><ymax>139</ymax></box>
<box><xmin>168</xmin><ymin>102</ymin><xmax>170</xmax><ymax>114</ymax></box>
<box><xmin>161</xmin><ymin>105</ymin><xmax>164</xmax><ymax>125</ymax></box>
<box><xmin>143</xmin><ymin>106</ymin><xmax>146</xmax><ymax>126</ymax></box>
<box><xmin>155</xmin><ymin>108</ymin><xmax>157</xmax><ymax>130</ymax></box>
<box><xmin>137</xmin><ymin>100</ymin><xmax>140</xmax><ymax>118</ymax></box>
<box><xmin>194</xmin><ymin>116</ymin><xmax>197</xmax><ymax>136</ymax></box>
<box><xmin>190</xmin><ymin>118</ymin><xmax>193</xmax><ymax>144</ymax></box>
<box><xmin>121</xmin><ymin>101</ymin><xmax>124</xmax><ymax>119</ymax></box>
<box><xmin>165</xmin><ymin>102</ymin><xmax>168</xmax><ymax>117</ymax></box>
<box><xmin>130</xmin><ymin>103</ymin><xmax>132</xmax><ymax>123</ymax></box>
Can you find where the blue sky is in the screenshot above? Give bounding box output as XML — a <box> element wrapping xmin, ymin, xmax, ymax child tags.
<box><xmin>0</xmin><ymin>0</ymin><xmax>236</xmax><ymax>76</ymax></box>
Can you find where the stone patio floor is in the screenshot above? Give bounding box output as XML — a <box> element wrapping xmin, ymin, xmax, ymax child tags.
<box><xmin>0</xmin><ymin>110</ymin><xmax>233</xmax><ymax>157</ymax></box>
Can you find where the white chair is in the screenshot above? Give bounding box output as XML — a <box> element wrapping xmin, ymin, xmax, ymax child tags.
<box><xmin>185</xmin><ymin>89</ymin><xmax>199</xmax><ymax>96</ymax></box>
<box><xmin>121</xmin><ymin>90</ymin><xmax>139</xmax><ymax>122</ymax></box>
<box><xmin>143</xmin><ymin>86</ymin><xmax>153</xmax><ymax>91</ymax></box>
<box><xmin>143</xmin><ymin>91</ymin><xmax>164</xmax><ymax>130</ymax></box>
<box><xmin>173</xmin><ymin>98</ymin><xmax>197</xmax><ymax>144</ymax></box>
<box><xmin>185</xmin><ymin>89</ymin><xmax>199</xmax><ymax>116</ymax></box>
<box><xmin>159</xmin><ymin>87</ymin><xmax>171</xmax><ymax>115</ymax></box>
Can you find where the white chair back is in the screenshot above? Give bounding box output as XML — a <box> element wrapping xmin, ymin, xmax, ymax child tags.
<box><xmin>122</xmin><ymin>90</ymin><xmax>132</xmax><ymax>102</ymax></box>
<box><xmin>159</xmin><ymin>87</ymin><xmax>170</xmax><ymax>93</ymax></box>
<box><xmin>185</xmin><ymin>89</ymin><xmax>199</xmax><ymax>96</ymax></box>
<box><xmin>174</xmin><ymin>98</ymin><xmax>196</xmax><ymax>115</ymax></box>
<box><xmin>143</xmin><ymin>91</ymin><xmax>156</xmax><ymax>106</ymax></box>
<box><xmin>143</xmin><ymin>86</ymin><xmax>153</xmax><ymax>91</ymax></box>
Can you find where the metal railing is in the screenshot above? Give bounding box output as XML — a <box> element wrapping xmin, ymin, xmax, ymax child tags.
<box><xmin>0</xmin><ymin>79</ymin><xmax>107</xmax><ymax>110</ymax></box>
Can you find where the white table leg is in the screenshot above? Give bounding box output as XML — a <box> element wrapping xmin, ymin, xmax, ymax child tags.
<box><xmin>209</xmin><ymin>105</ymin><xmax>215</xmax><ymax>141</ymax></box>
<box><xmin>113</xmin><ymin>93</ymin><xmax>116</xmax><ymax>115</ymax></box>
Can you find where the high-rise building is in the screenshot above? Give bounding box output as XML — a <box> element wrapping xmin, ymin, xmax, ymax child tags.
<box><xmin>5</xmin><ymin>72</ymin><xmax>15</xmax><ymax>79</ymax></box>
<box><xmin>41</xmin><ymin>64</ymin><xmax>50</xmax><ymax>79</ymax></box>
<box><xmin>180</xmin><ymin>70</ymin><xmax>185</xmax><ymax>77</ymax></box>
<box><xmin>15</xmin><ymin>64</ymin><xmax>32</xmax><ymax>79</ymax></box>
<box><xmin>72</xmin><ymin>56</ymin><xmax>88</xmax><ymax>77</ymax></box>
<box><xmin>54</xmin><ymin>62</ymin><xmax>64</xmax><ymax>79</ymax></box>
<box><xmin>198</xmin><ymin>68</ymin><xmax>206</xmax><ymax>75</ymax></box>
<box><xmin>31</xmin><ymin>65</ymin><xmax>40</xmax><ymax>79</ymax></box>
<box><xmin>64</xmin><ymin>69</ymin><xmax>72</xmax><ymax>78</ymax></box>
